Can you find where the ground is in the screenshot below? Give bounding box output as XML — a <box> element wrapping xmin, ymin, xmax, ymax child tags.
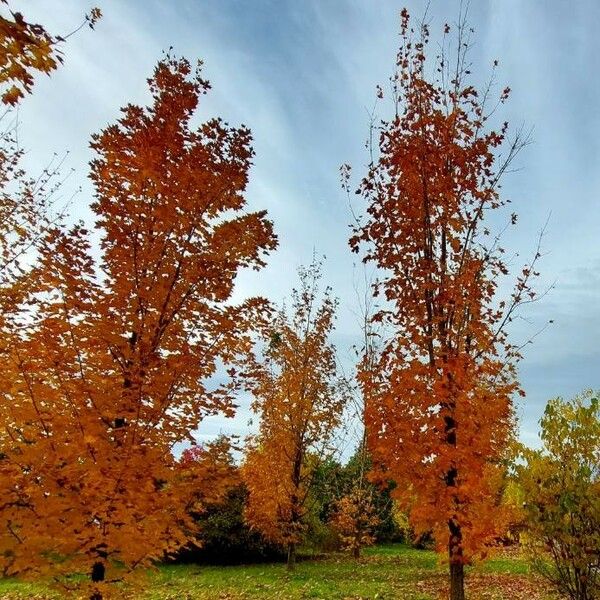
<box><xmin>0</xmin><ymin>544</ymin><xmax>558</xmax><ymax>599</ymax></box>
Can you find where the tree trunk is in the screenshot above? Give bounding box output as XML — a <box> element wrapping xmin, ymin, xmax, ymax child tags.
<box><xmin>89</xmin><ymin>546</ymin><xmax>107</xmax><ymax>600</ymax></box>
<box><xmin>287</xmin><ymin>444</ymin><xmax>302</xmax><ymax>573</ymax></box>
<box><xmin>90</xmin><ymin>560</ymin><xmax>105</xmax><ymax>600</ymax></box>
<box><xmin>444</xmin><ymin>403</ymin><xmax>463</xmax><ymax>600</ymax></box>
<box><xmin>449</xmin><ymin>560</ymin><xmax>465</xmax><ymax>600</ymax></box>
<box><xmin>287</xmin><ymin>542</ymin><xmax>296</xmax><ymax>571</ymax></box>
<box><xmin>448</xmin><ymin>521</ymin><xmax>465</xmax><ymax>600</ymax></box>
<box><xmin>353</xmin><ymin>545</ymin><xmax>361</xmax><ymax>559</ymax></box>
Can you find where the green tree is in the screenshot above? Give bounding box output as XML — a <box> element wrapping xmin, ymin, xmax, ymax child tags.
<box><xmin>519</xmin><ymin>391</ymin><xmax>600</xmax><ymax>600</ymax></box>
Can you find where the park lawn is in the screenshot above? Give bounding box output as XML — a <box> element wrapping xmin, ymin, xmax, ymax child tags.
<box><xmin>0</xmin><ymin>544</ymin><xmax>557</xmax><ymax>599</ymax></box>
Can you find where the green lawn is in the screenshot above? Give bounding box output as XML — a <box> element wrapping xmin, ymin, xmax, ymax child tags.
<box><xmin>0</xmin><ymin>544</ymin><xmax>557</xmax><ymax>599</ymax></box>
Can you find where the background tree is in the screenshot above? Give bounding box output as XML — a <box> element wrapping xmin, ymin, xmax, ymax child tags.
<box><xmin>0</xmin><ymin>56</ymin><xmax>276</xmax><ymax>599</ymax></box>
<box><xmin>0</xmin><ymin>0</ymin><xmax>101</xmax><ymax>105</ymax></box>
<box><xmin>177</xmin><ymin>436</ymin><xmax>241</xmax><ymax>525</ymax></box>
<box><xmin>519</xmin><ymin>391</ymin><xmax>600</xmax><ymax>600</ymax></box>
<box><xmin>335</xmin><ymin>267</ymin><xmax>397</xmax><ymax>558</ymax></box>
<box><xmin>348</xmin><ymin>9</ymin><xmax>541</xmax><ymax>599</ymax></box>
<box><xmin>330</xmin><ymin>485</ymin><xmax>379</xmax><ymax>559</ymax></box>
<box><xmin>303</xmin><ymin>444</ymin><xmax>400</xmax><ymax>553</ymax></box>
<box><xmin>243</xmin><ymin>261</ymin><xmax>348</xmax><ymax>570</ymax></box>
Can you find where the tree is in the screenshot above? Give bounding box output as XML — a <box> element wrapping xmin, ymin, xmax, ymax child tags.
<box><xmin>174</xmin><ymin>436</ymin><xmax>285</xmax><ymax>564</ymax></box>
<box><xmin>330</xmin><ymin>485</ymin><xmax>379</xmax><ymax>559</ymax></box>
<box><xmin>519</xmin><ymin>391</ymin><xmax>600</xmax><ymax>600</ymax></box>
<box><xmin>343</xmin><ymin>444</ymin><xmax>400</xmax><ymax>545</ymax></box>
<box><xmin>177</xmin><ymin>436</ymin><xmax>241</xmax><ymax>522</ymax></box>
<box><xmin>242</xmin><ymin>261</ymin><xmax>348</xmax><ymax>570</ymax></box>
<box><xmin>179</xmin><ymin>484</ymin><xmax>285</xmax><ymax>565</ymax></box>
<box><xmin>304</xmin><ymin>445</ymin><xmax>400</xmax><ymax>552</ymax></box>
<box><xmin>348</xmin><ymin>9</ymin><xmax>540</xmax><ymax>599</ymax></box>
<box><xmin>0</xmin><ymin>4</ymin><xmax>101</xmax><ymax>482</ymax></box>
<box><xmin>338</xmin><ymin>268</ymin><xmax>397</xmax><ymax>556</ymax></box>
<box><xmin>0</xmin><ymin>56</ymin><xmax>276</xmax><ymax>599</ymax></box>
<box><xmin>0</xmin><ymin>1</ymin><xmax>101</xmax><ymax>105</ymax></box>
<box><xmin>175</xmin><ymin>436</ymin><xmax>284</xmax><ymax>565</ymax></box>
<box><xmin>0</xmin><ymin>1</ymin><xmax>100</xmax><ymax>355</ymax></box>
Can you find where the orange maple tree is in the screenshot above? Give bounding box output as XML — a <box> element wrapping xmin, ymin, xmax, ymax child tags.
<box><xmin>0</xmin><ymin>56</ymin><xmax>276</xmax><ymax>598</ymax></box>
<box><xmin>242</xmin><ymin>261</ymin><xmax>348</xmax><ymax>570</ymax></box>
<box><xmin>348</xmin><ymin>10</ymin><xmax>540</xmax><ymax>600</ymax></box>
<box><xmin>1</xmin><ymin>2</ymin><xmax>100</xmax><ymax>389</ymax></box>
<box><xmin>330</xmin><ymin>485</ymin><xmax>380</xmax><ymax>559</ymax></box>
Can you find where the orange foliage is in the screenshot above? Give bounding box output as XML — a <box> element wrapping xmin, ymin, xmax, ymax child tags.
<box><xmin>348</xmin><ymin>9</ymin><xmax>539</xmax><ymax>597</ymax></box>
<box><xmin>0</xmin><ymin>1</ymin><xmax>99</xmax><ymax>317</ymax></box>
<box><xmin>242</xmin><ymin>261</ymin><xmax>348</xmax><ymax>568</ymax></box>
<box><xmin>0</xmin><ymin>56</ymin><xmax>276</xmax><ymax>597</ymax></box>
<box><xmin>0</xmin><ymin>1</ymin><xmax>101</xmax><ymax>105</ymax></box>
<box><xmin>330</xmin><ymin>486</ymin><xmax>380</xmax><ymax>558</ymax></box>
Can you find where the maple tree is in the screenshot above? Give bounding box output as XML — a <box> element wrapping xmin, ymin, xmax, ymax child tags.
<box><xmin>329</xmin><ymin>270</ymin><xmax>388</xmax><ymax>560</ymax></box>
<box><xmin>519</xmin><ymin>392</ymin><xmax>600</xmax><ymax>600</ymax></box>
<box><xmin>0</xmin><ymin>2</ymin><xmax>101</xmax><ymax>450</ymax></box>
<box><xmin>330</xmin><ymin>485</ymin><xmax>379</xmax><ymax>559</ymax></box>
<box><xmin>0</xmin><ymin>0</ymin><xmax>101</xmax><ymax>105</ymax></box>
<box><xmin>0</xmin><ymin>0</ymin><xmax>97</xmax><ymax>342</ymax></box>
<box><xmin>0</xmin><ymin>127</ymin><xmax>69</xmax><ymax>533</ymax></box>
<box><xmin>348</xmin><ymin>9</ymin><xmax>541</xmax><ymax>600</ymax></box>
<box><xmin>0</xmin><ymin>55</ymin><xmax>276</xmax><ymax>598</ymax></box>
<box><xmin>242</xmin><ymin>261</ymin><xmax>348</xmax><ymax>570</ymax></box>
<box><xmin>177</xmin><ymin>437</ymin><xmax>241</xmax><ymax>536</ymax></box>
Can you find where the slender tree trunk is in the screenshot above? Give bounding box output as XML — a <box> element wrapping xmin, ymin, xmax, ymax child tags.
<box><xmin>287</xmin><ymin>541</ymin><xmax>296</xmax><ymax>571</ymax></box>
<box><xmin>443</xmin><ymin>389</ymin><xmax>464</xmax><ymax>600</ymax></box>
<box><xmin>90</xmin><ymin>560</ymin><xmax>105</xmax><ymax>600</ymax></box>
<box><xmin>353</xmin><ymin>545</ymin><xmax>361</xmax><ymax>559</ymax></box>
<box><xmin>287</xmin><ymin>444</ymin><xmax>302</xmax><ymax>572</ymax></box>
<box><xmin>90</xmin><ymin>545</ymin><xmax>107</xmax><ymax>600</ymax></box>
<box><xmin>448</xmin><ymin>520</ymin><xmax>465</xmax><ymax>600</ymax></box>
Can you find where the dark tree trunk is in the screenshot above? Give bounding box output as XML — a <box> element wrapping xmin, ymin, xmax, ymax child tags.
<box><xmin>286</xmin><ymin>444</ymin><xmax>302</xmax><ymax>572</ymax></box>
<box><xmin>353</xmin><ymin>545</ymin><xmax>361</xmax><ymax>559</ymax></box>
<box><xmin>90</xmin><ymin>560</ymin><xmax>105</xmax><ymax>600</ymax></box>
<box><xmin>89</xmin><ymin>545</ymin><xmax>107</xmax><ymax>600</ymax></box>
<box><xmin>449</xmin><ymin>560</ymin><xmax>465</xmax><ymax>600</ymax></box>
<box><xmin>287</xmin><ymin>542</ymin><xmax>296</xmax><ymax>571</ymax></box>
<box><xmin>443</xmin><ymin>397</ymin><xmax>464</xmax><ymax>600</ymax></box>
<box><xmin>448</xmin><ymin>520</ymin><xmax>465</xmax><ymax>600</ymax></box>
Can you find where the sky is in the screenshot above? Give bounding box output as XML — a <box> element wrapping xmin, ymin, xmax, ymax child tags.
<box><xmin>8</xmin><ymin>0</ymin><xmax>600</xmax><ymax>452</ymax></box>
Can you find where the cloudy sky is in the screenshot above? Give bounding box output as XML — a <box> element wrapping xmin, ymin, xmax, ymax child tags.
<box><xmin>10</xmin><ymin>0</ymin><xmax>600</xmax><ymax>451</ymax></box>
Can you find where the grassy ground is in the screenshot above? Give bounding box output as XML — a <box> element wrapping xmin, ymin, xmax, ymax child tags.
<box><xmin>0</xmin><ymin>544</ymin><xmax>557</xmax><ymax>599</ymax></box>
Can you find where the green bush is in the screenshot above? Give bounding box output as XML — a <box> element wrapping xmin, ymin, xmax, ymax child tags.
<box><xmin>177</xmin><ymin>483</ymin><xmax>284</xmax><ymax>565</ymax></box>
<box><xmin>519</xmin><ymin>391</ymin><xmax>600</xmax><ymax>600</ymax></box>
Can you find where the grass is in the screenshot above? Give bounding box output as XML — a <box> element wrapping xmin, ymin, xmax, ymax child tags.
<box><xmin>0</xmin><ymin>544</ymin><xmax>557</xmax><ymax>599</ymax></box>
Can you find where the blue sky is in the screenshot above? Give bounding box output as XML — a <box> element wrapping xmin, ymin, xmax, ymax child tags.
<box><xmin>11</xmin><ymin>0</ymin><xmax>600</xmax><ymax>451</ymax></box>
